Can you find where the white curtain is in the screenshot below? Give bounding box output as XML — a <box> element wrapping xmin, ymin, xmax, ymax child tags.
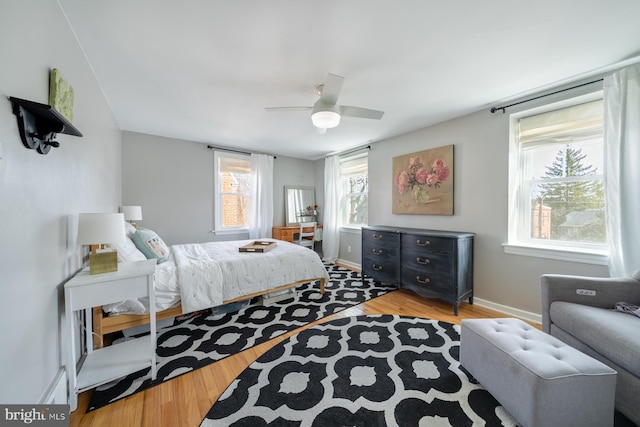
<box><xmin>603</xmin><ymin>63</ymin><xmax>640</xmax><ymax>276</ymax></box>
<box><xmin>248</xmin><ymin>154</ymin><xmax>274</xmax><ymax>239</ymax></box>
<box><xmin>322</xmin><ymin>155</ymin><xmax>340</xmax><ymax>262</ymax></box>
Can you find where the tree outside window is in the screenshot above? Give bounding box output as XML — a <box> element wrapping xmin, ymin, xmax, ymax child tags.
<box><xmin>534</xmin><ymin>146</ymin><xmax>605</xmax><ymax>243</ymax></box>
<box><xmin>346</xmin><ymin>174</ymin><xmax>368</xmax><ymax>225</ymax></box>
<box><xmin>340</xmin><ymin>154</ymin><xmax>368</xmax><ymax>227</ymax></box>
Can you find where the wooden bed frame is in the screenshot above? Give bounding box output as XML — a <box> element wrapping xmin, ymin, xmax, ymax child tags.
<box><xmin>91</xmin><ymin>277</ymin><xmax>326</xmax><ymax>348</ymax></box>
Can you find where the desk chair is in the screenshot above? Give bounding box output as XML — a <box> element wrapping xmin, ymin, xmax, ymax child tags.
<box><xmin>296</xmin><ymin>222</ymin><xmax>317</xmax><ymax>249</ymax></box>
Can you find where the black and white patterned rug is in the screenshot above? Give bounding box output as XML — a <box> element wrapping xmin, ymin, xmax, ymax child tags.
<box><xmin>87</xmin><ymin>264</ymin><xmax>396</xmax><ymax>411</ymax></box>
<box><xmin>201</xmin><ymin>314</ymin><xmax>519</xmax><ymax>427</ymax></box>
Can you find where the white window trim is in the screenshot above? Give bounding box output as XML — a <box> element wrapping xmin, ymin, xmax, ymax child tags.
<box><xmin>212</xmin><ymin>228</ymin><xmax>248</xmax><ymax>236</ymax></box>
<box><xmin>213</xmin><ymin>151</ymin><xmax>250</xmax><ymax>234</ymax></box>
<box><xmin>340</xmin><ymin>225</ymin><xmax>363</xmax><ymax>234</ymax></box>
<box><xmin>502</xmin><ymin>243</ymin><xmax>608</xmax><ymax>265</ymax></box>
<box><xmin>505</xmin><ymin>91</ymin><xmax>609</xmax><ymax>264</ymax></box>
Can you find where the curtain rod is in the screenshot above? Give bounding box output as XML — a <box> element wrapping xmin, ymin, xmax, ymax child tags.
<box><xmin>325</xmin><ymin>144</ymin><xmax>371</xmax><ymax>159</ymax></box>
<box><xmin>206</xmin><ymin>145</ymin><xmax>276</xmax><ymax>158</ymax></box>
<box><xmin>490</xmin><ymin>78</ymin><xmax>604</xmax><ymax>114</ymax></box>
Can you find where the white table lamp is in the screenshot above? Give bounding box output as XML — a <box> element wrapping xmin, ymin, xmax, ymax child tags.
<box><xmin>121</xmin><ymin>205</ymin><xmax>143</xmax><ymax>228</ymax></box>
<box><xmin>78</xmin><ymin>213</ymin><xmax>126</xmax><ymax>274</ymax></box>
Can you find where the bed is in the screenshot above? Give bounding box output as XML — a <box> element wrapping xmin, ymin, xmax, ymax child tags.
<box><xmin>94</xmin><ymin>224</ymin><xmax>329</xmax><ymax>347</ymax></box>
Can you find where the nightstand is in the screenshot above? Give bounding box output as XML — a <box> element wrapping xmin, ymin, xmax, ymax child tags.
<box><xmin>64</xmin><ymin>259</ymin><xmax>157</xmax><ymax>411</ymax></box>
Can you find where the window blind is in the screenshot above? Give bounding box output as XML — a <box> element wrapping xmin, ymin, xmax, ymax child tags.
<box><xmin>518</xmin><ymin>99</ymin><xmax>603</xmax><ymax>147</ymax></box>
<box><xmin>340</xmin><ymin>154</ymin><xmax>367</xmax><ymax>177</ymax></box>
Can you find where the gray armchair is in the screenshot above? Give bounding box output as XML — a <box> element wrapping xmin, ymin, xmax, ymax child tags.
<box><xmin>541</xmin><ymin>272</ymin><xmax>640</xmax><ymax>425</ymax></box>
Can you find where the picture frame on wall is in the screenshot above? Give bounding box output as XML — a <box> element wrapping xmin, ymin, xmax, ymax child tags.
<box><xmin>392</xmin><ymin>144</ymin><xmax>454</xmax><ymax>215</ymax></box>
<box><xmin>49</xmin><ymin>68</ymin><xmax>75</xmax><ymax>122</ymax></box>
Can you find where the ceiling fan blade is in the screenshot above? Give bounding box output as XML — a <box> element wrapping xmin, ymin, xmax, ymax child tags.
<box><xmin>340</xmin><ymin>105</ymin><xmax>384</xmax><ymax>120</ymax></box>
<box><xmin>265</xmin><ymin>106</ymin><xmax>313</xmax><ymax>111</ymax></box>
<box><xmin>319</xmin><ymin>73</ymin><xmax>344</xmax><ymax>105</ymax></box>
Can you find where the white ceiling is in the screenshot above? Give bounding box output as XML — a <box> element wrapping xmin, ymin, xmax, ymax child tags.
<box><xmin>58</xmin><ymin>0</ymin><xmax>640</xmax><ymax>160</ymax></box>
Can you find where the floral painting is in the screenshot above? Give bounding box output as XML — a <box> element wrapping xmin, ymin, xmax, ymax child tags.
<box><xmin>392</xmin><ymin>144</ymin><xmax>454</xmax><ymax>215</ymax></box>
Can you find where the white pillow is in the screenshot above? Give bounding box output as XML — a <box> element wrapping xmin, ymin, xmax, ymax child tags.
<box><xmin>124</xmin><ymin>221</ymin><xmax>137</xmax><ymax>238</ymax></box>
<box><xmin>109</xmin><ymin>237</ymin><xmax>147</xmax><ymax>263</ymax></box>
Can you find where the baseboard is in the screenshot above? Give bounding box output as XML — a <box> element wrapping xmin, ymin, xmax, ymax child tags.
<box><xmin>40</xmin><ymin>368</ymin><xmax>67</xmax><ymax>405</ymax></box>
<box><xmin>473</xmin><ymin>297</ymin><xmax>542</xmax><ymax>325</ymax></box>
<box><xmin>336</xmin><ymin>258</ymin><xmax>361</xmax><ymax>271</ymax></box>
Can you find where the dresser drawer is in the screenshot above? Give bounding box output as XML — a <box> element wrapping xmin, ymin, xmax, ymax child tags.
<box><xmin>402</xmin><ymin>234</ymin><xmax>454</xmax><ymax>254</ymax></box>
<box><xmin>401</xmin><ymin>266</ymin><xmax>454</xmax><ymax>296</ymax></box>
<box><xmin>272</xmin><ymin>227</ymin><xmax>295</xmax><ymax>242</ymax></box>
<box><xmin>280</xmin><ymin>230</ymin><xmax>294</xmax><ymax>240</ymax></box>
<box><xmin>401</xmin><ymin>249</ymin><xmax>453</xmax><ymax>275</ymax></box>
<box><xmin>362</xmin><ymin>243</ymin><xmax>399</xmax><ymax>259</ymax></box>
<box><xmin>362</xmin><ymin>256</ymin><xmax>399</xmax><ymax>283</ymax></box>
<box><xmin>362</xmin><ymin>229</ymin><xmax>399</xmax><ymax>250</ymax></box>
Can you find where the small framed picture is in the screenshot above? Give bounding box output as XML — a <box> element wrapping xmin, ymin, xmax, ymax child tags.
<box><xmin>49</xmin><ymin>68</ymin><xmax>75</xmax><ymax>122</ymax></box>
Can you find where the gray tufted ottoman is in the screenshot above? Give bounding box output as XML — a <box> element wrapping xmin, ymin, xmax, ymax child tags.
<box><xmin>460</xmin><ymin>318</ymin><xmax>617</xmax><ymax>427</ymax></box>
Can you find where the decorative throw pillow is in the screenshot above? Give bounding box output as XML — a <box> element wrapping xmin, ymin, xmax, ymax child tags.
<box><xmin>109</xmin><ymin>237</ymin><xmax>147</xmax><ymax>263</ymax></box>
<box><xmin>131</xmin><ymin>228</ymin><xmax>170</xmax><ymax>264</ymax></box>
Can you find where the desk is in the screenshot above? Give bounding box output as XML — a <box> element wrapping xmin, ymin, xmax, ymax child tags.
<box><xmin>64</xmin><ymin>259</ymin><xmax>157</xmax><ymax>411</ymax></box>
<box><xmin>272</xmin><ymin>225</ymin><xmax>323</xmax><ymax>243</ymax></box>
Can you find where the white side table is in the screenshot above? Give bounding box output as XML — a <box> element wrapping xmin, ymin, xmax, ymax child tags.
<box><xmin>65</xmin><ymin>259</ymin><xmax>157</xmax><ymax>411</ymax></box>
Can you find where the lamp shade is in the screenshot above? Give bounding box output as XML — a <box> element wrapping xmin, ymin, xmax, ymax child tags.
<box><xmin>77</xmin><ymin>213</ymin><xmax>126</xmax><ymax>245</ymax></box>
<box><xmin>121</xmin><ymin>205</ymin><xmax>143</xmax><ymax>221</ymax></box>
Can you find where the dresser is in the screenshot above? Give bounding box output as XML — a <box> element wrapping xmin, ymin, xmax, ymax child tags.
<box><xmin>272</xmin><ymin>225</ymin><xmax>323</xmax><ymax>243</ymax></box>
<box><xmin>362</xmin><ymin>225</ymin><xmax>474</xmax><ymax>315</ymax></box>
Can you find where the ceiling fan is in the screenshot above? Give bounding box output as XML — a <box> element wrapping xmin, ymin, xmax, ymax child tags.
<box><xmin>265</xmin><ymin>73</ymin><xmax>384</xmax><ymax>132</ymax></box>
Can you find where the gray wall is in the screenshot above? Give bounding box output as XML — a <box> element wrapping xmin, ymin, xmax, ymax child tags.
<box><xmin>0</xmin><ymin>2</ymin><xmax>121</xmax><ymax>403</ymax></box>
<box><xmin>122</xmin><ymin>132</ymin><xmax>215</xmax><ymax>244</ymax></box>
<box><xmin>122</xmin><ymin>131</ymin><xmax>316</xmax><ymax>244</ymax></box>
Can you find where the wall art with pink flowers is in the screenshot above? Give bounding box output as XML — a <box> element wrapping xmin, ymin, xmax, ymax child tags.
<box><xmin>392</xmin><ymin>144</ymin><xmax>454</xmax><ymax>215</ymax></box>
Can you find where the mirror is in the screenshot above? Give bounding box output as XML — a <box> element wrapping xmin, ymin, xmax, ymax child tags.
<box><xmin>285</xmin><ymin>186</ymin><xmax>316</xmax><ymax>225</ymax></box>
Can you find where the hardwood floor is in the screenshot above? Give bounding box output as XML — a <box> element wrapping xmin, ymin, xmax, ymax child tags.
<box><xmin>70</xmin><ymin>287</ymin><xmax>536</xmax><ymax>427</ymax></box>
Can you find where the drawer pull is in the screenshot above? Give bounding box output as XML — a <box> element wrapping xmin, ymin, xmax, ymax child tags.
<box><xmin>416</xmin><ymin>276</ymin><xmax>431</xmax><ymax>284</ymax></box>
<box><xmin>373</xmin><ymin>249</ymin><xmax>383</xmax><ymax>255</ymax></box>
<box><xmin>416</xmin><ymin>257</ymin><xmax>430</xmax><ymax>265</ymax></box>
<box><xmin>416</xmin><ymin>239</ymin><xmax>431</xmax><ymax>246</ymax></box>
<box><xmin>373</xmin><ymin>234</ymin><xmax>383</xmax><ymax>240</ymax></box>
<box><xmin>373</xmin><ymin>264</ymin><xmax>383</xmax><ymax>271</ymax></box>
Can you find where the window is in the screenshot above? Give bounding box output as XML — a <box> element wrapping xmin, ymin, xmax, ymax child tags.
<box><xmin>507</xmin><ymin>93</ymin><xmax>607</xmax><ymax>261</ymax></box>
<box><xmin>214</xmin><ymin>151</ymin><xmax>250</xmax><ymax>233</ymax></box>
<box><xmin>339</xmin><ymin>153</ymin><xmax>368</xmax><ymax>227</ymax></box>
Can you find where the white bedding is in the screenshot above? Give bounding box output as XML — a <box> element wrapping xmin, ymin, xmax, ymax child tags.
<box><xmin>103</xmin><ymin>239</ymin><xmax>329</xmax><ymax>315</ymax></box>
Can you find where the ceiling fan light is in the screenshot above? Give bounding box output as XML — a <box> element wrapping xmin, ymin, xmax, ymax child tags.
<box><xmin>311</xmin><ymin>111</ymin><xmax>341</xmax><ymax>128</ymax></box>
